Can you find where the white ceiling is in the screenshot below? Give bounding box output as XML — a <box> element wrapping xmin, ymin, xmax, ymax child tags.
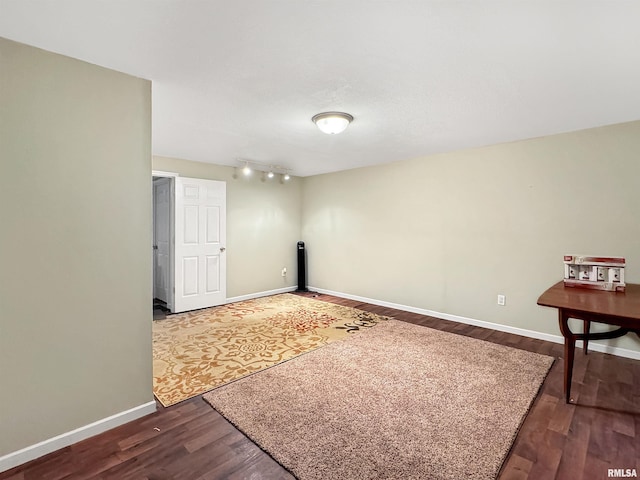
<box><xmin>1</xmin><ymin>1</ymin><xmax>639</xmax><ymax>177</ymax></box>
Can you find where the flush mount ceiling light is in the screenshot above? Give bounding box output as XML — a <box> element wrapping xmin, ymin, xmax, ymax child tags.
<box><xmin>312</xmin><ymin>112</ymin><xmax>354</xmax><ymax>135</ymax></box>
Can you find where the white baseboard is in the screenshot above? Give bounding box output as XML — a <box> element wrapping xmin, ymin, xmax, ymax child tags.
<box><xmin>309</xmin><ymin>286</ymin><xmax>640</xmax><ymax>361</ymax></box>
<box><xmin>0</xmin><ymin>401</ymin><xmax>157</xmax><ymax>474</ymax></box>
<box><xmin>226</xmin><ymin>286</ymin><xmax>297</xmax><ymax>303</ymax></box>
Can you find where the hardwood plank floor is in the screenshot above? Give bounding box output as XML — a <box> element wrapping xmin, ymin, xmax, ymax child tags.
<box><xmin>2</xmin><ymin>292</ymin><xmax>639</xmax><ymax>480</ymax></box>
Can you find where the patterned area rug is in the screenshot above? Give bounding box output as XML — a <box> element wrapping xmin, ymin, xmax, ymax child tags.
<box><xmin>153</xmin><ymin>293</ymin><xmax>390</xmax><ymax>406</ymax></box>
<box><xmin>205</xmin><ymin>320</ymin><xmax>554</xmax><ymax>480</ymax></box>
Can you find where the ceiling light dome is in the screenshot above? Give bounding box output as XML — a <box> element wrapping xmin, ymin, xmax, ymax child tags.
<box><xmin>312</xmin><ymin>112</ymin><xmax>353</xmax><ymax>135</ymax></box>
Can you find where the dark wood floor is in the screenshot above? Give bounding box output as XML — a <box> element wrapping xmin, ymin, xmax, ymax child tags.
<box><xmin>2</xmin><ymin>292</ymin><xmax>639</xmax><ymax>480</ymax></box>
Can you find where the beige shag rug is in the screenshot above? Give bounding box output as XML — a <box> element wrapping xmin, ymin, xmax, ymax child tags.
<box><xmin>153</xmin><ymin>293</ymin><xmax>389</xmax><ymax>406</ymax></box>
<box><xmin>204</xmin><ymin>319</ymin><xmax>554</xmax><ymax>480</ymax></box>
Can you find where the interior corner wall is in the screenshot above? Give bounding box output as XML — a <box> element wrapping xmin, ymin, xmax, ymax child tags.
<box><xmin>152</xmin><ymin>156</ymin><xmax>302</xmax><ymax>298</ymax></box>
<box><xmin>0</xmin><ymin>38</ymin><xmax>153</xmax><ymax>456</ymax></box>
<box><xmin>302</xmin><ymin>121</ymin><xmax>640</xmax><ymax>353</ymax></box>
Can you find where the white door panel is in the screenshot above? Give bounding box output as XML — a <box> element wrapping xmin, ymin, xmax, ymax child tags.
<box><xmin>206</xmin><ymin>255</ymin><xmax>220</xmax><ymax>292</ymax></box>
<box><xmin>206</xmin><ymin>207</ymin><xmax>220</xmax><ymax>242</ymax></box>
<box><xmin>174</xmin><ymin>177</ymin><xmax>226</xmax><ymax>313</ymax></box>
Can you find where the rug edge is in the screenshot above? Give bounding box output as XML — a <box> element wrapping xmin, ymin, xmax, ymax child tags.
<box><xmin>495</xmin><ymin>356</ymin><xmax>556</xmax><ymax>478</ymax></box>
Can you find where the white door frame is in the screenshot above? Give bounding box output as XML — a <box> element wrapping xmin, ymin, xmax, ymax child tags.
<box><xmin>153</xmin><ymin>177</ymin><xmax>171</xmax><ymax>305</ymax></box>
<box><xmin>152</xmin><ymin>170</ymin><xmax>177</xmax><ymax>312</ymax></box>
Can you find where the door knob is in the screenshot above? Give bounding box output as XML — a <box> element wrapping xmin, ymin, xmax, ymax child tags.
<box><xmin>220</xmin><ymin>247</ymin><xmax>226</xmax><ymax>252</ymax></box>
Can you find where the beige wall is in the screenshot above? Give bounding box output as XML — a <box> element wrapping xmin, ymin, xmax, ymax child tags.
<box><xmin>0</xmin><ymin>38</ymin><xmax>153</xmax><ymax>456</ymax></box>
<box><xmin>302</xmin><ymin>121</ymin><xmax>640</xmax><ymax>352</ymax></box>
<box><xmin>152</xmin><ymin>156</ymin><xmax>302</xmax><ymax>297</ymax></box>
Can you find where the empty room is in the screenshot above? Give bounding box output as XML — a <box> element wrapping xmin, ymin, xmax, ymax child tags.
<box><xmin>1</xmin><ymin>2</ymin><xmax>639</xmax><ymax>480</ymax></box>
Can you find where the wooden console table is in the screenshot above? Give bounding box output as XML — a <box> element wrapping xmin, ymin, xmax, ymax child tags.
<box><xmin>537</xmin><ymin>281</ymin><xmax>640</xmax><ymax>403</ymax></box>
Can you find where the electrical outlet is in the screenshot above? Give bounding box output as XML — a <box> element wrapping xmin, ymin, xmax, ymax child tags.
<box><xmin>281</xmin><ymin>267</ymin><xmax>287</xmax><ymax>277</ymax></box>
<box><xmin>497</xmin><ymin>294</ymin><xmax>506</xmax><ymax>306</ymax></box>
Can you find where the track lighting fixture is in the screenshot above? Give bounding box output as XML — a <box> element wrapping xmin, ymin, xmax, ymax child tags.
<box><xmin>235</xmin><ymin>159</ymin><xmax>292</xmax><ymax>184</ymax></box>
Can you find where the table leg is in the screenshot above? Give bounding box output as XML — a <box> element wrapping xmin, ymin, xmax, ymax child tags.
<box><xmin>583</xmin><ymin>320</ymin><xmax>590</xmax><ymax>354</ymax></box>
<box><xmin>558</xmin><ymin>310</ymin><xmax>575</xmax><ymax>403</ymax></box>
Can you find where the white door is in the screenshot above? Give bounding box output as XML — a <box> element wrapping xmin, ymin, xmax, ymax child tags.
<box><xmin>153</xmin><ymin>178</ymin><xmax>171</xmax><ymax>305</ymax></box>
<box><xmin>173</xmin><ymin>177</ymin><xmax>227</xmax><ymax>313</ymax></box>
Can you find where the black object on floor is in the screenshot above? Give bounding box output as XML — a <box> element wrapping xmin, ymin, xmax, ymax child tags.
<box><xmin>296</xmin><ymin>241</ymin><xmax>308</xmax><ymax>292</ymax></box>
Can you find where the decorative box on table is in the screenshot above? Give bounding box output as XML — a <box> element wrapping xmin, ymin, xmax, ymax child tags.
<box><xmin>563</xmin><ymin>255</ymin><xmax>625</xmax><ymax>292</ymax></box>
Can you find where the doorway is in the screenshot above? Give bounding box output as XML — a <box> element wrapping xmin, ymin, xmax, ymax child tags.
<box><xmin>153</xmin><ymin>175</ymin><xmax>173</xmax><ymax>314</ymax></box>
<box><xmin>152</xmin><ymin>173</ymin><xmax>228</xmax><ymax>315</ymax></box>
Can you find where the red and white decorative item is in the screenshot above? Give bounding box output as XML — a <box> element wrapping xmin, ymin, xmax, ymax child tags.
<box><xmin>563</xmin><ymin>255</ymin><xmax>626</xmax><ymax>292</ymax></box>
